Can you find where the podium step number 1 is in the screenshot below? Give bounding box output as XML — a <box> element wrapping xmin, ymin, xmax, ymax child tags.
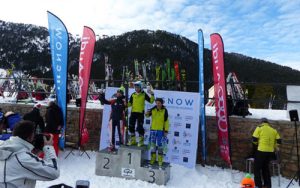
<box><xmin>95</xmin><ymin>145</ymin><xmax>170</xmax><ymax>185</ymax></box>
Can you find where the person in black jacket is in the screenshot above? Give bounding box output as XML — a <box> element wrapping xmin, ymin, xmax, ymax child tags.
<box><xmin>45</xmin><ymin>101</ymin><xmax>63</xmax><ymax>156</ymax></box>
<box><xmin>99</xmin><ymin>89</ymin><xmax>126</xmax><ymax>152</ymax></box>
<box><xmin>23</xmin><ymin>103</ymin><xmax>45</xmax><ymax>135</ymax></box>
<box><xmin>23</xmin><ymin>103</ymin><xmax>45</xmax><ymax>154</ymax></box>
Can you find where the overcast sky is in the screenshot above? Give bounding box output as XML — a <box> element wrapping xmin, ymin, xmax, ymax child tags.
<box><xmin>0</xmin><ymin>0</ymin><xmax>299</xmax><ymax>70</ymax></box>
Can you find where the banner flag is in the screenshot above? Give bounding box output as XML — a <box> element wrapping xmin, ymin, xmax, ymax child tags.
<box><xmin>47</xmin><ymin>11</ymin><xmax>69</xmax><ymax>149</ymax></box>
<box><xmin>210</xmin><ymin>33</ymin><xmax>231</xmax><ymax>165</ymax></box>
<box><xmin>198</xmin><ymin>29</ymin><xmax>206</xmax><ymax>162</ymax></box>
<box><xmin>79</xmin><ymin>26</ymin><xmax>96</xmax><ymax>146</ymax></box>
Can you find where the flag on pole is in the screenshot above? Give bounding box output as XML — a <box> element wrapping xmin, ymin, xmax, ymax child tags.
<box><xmin>198</xmin><ymin>29</ymin><xmax>206</xmax><ymax>162</ymax></box>
<box><xmin>210</xmin><ymin>33</ymin><xmax>231</xmax><ymax>165</ymax></box>
<box><xmin>47</xmin><ymin>11</ymin><xmax>69</xmax><ymax>149</ymax></box>
<box><xmin>79</xmin><ymin>26</ymin><xmax>96</xmax><ymax>146</ymax></box>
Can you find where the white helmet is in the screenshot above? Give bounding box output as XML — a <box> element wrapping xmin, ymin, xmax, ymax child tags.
<box><xmin>134</xmin><ymin>81</ymin><xmax>142</xmax><ymax>88</ymax></box>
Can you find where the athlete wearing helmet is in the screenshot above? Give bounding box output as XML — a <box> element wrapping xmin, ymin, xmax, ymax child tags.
<box><xmin>127</xmin><ymin>81</ymin><xmax>154</xmax><ymax>146</ymax></box>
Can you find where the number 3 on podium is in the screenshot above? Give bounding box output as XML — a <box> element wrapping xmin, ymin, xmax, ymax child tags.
<box><xmin>148</xmin><ymin>170</ymin><xmax>156</xmax><ymax>183</ymax></box>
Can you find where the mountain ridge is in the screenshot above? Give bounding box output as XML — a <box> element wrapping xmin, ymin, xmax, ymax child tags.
<box><xmin>1</xmin><ymin>19</ymin><xmax>300</xmax><ymax>89</ymax></box>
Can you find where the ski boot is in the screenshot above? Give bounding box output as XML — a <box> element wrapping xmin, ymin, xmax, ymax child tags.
<box><xmin>137</xmin><ymin>136</ymin><xmax>144</xmax><ymax>147</ymax></box>
<box><xmin>149</xmin><ymin>152</ymin><xmax>156</xmax><ymax>168</ymax></box>
<box><xmin>158</xmin><ymin>154</ymin><xmax>163</xmax><ymax>170</ymax></box>
<box><xmin>128</xmin><ymin>136</ymin><xmax>136</xmax><ymax>146</ymax></box>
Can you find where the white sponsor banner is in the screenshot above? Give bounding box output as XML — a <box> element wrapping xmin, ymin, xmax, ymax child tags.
<box><xmin>287</xmin><ymin>85</ymin><xmax>300</xmax><ymax>119</ymax></box>
<box><xmin>99</xmin><ymin>87</ymin><xmax>200</xmax><ymax>168</ymax></box>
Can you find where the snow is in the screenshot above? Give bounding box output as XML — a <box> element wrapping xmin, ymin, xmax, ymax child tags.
<box><xmin>206</xmin><ymin>107</ymin><xmax>290</xmax><ymax>121</ymax></box>
<box><xmin>0</xmin><ymin>96</ymin><xmax>290</xmax><ymax>121</ymax></box>
<box><xmin>35</xmin><ymin>150</ymin><xmax>297</xmax><ymax>188</ymax></box>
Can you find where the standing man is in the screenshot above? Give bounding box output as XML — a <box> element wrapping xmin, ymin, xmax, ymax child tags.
<box><xmin>128</xmin><ymin>81</ymin><xmax>155</xmax><ymax>147</ymax></box>
<box><xmin>0</xmin><ymin>120</ymin><xmax>59</xmax><ymax>187</ymax></box>
<box><xmin>45</xmin><ymin>101</ymin><xmax>63</xmax><ymax>156</ymax></box>
<box><xmin>252</xmin><ymin>118</ymin><xmax>281</xmax><ymax>188</ymax></box>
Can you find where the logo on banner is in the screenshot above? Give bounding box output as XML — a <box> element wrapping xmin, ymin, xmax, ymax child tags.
<box><xmin>172</xmin><ymin>138</ymin><xmax>181</xmax><ymax>145</ymax></box>
<box><xmin>174</xmin><ymin>114</ymin><xmax>182</xmax><ymax>120</ymax></box>
<box><xmin>145</xmin><ymin>119</ymin><xmax>151</xmax><ymax>125</ymax></box>
<box><xmin>183</xmin><ymin>157</ymin><xmax>189</xmax><ymax>162</ymax></box>
<box><xmin>182</xmin><ymin>149</ymin><xmax>191</xmax><ymax>155</ymax></box>
<box><xmin>172</xmin><ymin>146</ymin><xmax>180</xmax><ymax>154</ymax></box>
<box><xmin>121</xmin><ymin>168</ymin><xmax>135</xmax><ymax>178</ymax></box>
<box><xmin>165</xmin><ymin>97</ymin><xmax>194</xmax><ymax>106</ymax></box>
<box><xmin>174</xmin><ymin>131</ymin><xmax>180</xmax><ymax>137</ymax></box>
<box><xmin>171</xmin><ymin>155</ymin><xmax>180</xmax><ymax>160</ymax></box>
<box><xmin>185</xmin><ymin>116</ymin><xmax>193</xmax><ymax>121</ymax></box>
<box><xmin>183</xmin><ymin>139</ymin><xmax>191</xmax><ymax>147</ymax></box>
<box><xmin>183</xmin><ymin>131</ymin><xmax>192</xmax><ymax>138</ymax></box>
<box><xmin>173</xmin><ymin>122</ymin><xmax>182</xmax><ymax>128</ymax></box>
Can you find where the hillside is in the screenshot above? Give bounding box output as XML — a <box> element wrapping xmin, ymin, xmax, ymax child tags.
<box><xmin>1</xmin><ymin>20</ymin><xmax>300</xmax><ymax>107</ymax></box>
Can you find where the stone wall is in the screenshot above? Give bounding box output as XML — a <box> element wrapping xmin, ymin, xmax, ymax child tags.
<box><xmin>0</xmin><ymin>103</ymin><xmax>102</xmax><ymax>150</ymax></box>
<box><xmin>202</xmin><ymin>116</ymin><xmax>297</xmax><ymax>178</ymax></box>
<box><xmin>0</xmin><ymin>103</ymin><xmax>298</xmax><ymax>178</ymax></box>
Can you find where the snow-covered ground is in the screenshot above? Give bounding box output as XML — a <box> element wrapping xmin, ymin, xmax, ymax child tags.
<box><xmin>0</xmin><ymin>96</ymin><xmax>290</xmax><ymax>121</ymax></box>
<box><xmin>35</xmin><ymin>150</ymin><xmax>297</xmax><ymax>188</ymax></box>
<box><xmin>33</xmin><ymin>105</ymin><xmax>294</xmax><ymax>188</ymax></box>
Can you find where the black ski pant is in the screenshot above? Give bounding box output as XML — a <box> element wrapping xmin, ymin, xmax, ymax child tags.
<box><xmin>111</xmin><ymin>119</ymin><xmax>122</xmax><ymax>146</ymax></box>
<box><xmin>129</xmin><ymin>112</ymin><xmax>144</xmax><ymax>136</ymax></box>
<box><xmin>254</xmin><ymin>150</ymin><xmax>273</xmax><ymax>188</ymax></box>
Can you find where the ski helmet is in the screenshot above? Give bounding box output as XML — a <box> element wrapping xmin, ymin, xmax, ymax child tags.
<box><xmin>117</xmin><ymin>89</ymin><xmax>124</xmax><ymax>95</ymax></box>
<box><xmin>134</xmin><ymin>81</ymin><xmax>142</xmax><ymax>88</ymax></box>
<box><xmin>240</xmin><ymin>174</ymin><xmax>255</xmax><ymax>188</ymax></box>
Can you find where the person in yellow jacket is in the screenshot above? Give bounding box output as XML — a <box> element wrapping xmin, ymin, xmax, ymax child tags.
<box><xmin>145</xmin><ymin>98</ymin><xmax>169</xmax><ymax>169</ymax></box>
<box><xmin>128</xmin><ymin>81</ymin><xmax>155</xmax><ymax>146</ymax></box>
<box><xmin>252</xmin><ymin>118</ymin><xmax>281</xmax><ymax>188</ymax></box>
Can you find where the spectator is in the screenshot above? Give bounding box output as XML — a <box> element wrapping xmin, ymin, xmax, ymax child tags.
<box><xmin>23</xmin><ymin>103</ymin><xmax>45</xmax><ymax>135</ymax></box>
<box><xmin>252</xmin><ymin>118</ymin><xmax>281</xmax><ymax>188</ymax></box>
<box><xmin>45</xmin><ymin>101</ymin><xmax>63</xmax><ymax>156</ymax></box>
<box><xmin>0</xmin><ymin>120</ymin><xmax>59</xmax><ymax>187</ymax></box>
<box><xmin>23</xmin><ymin>103</ymin><xmax>45</xmax><ymax>155</ymax></box>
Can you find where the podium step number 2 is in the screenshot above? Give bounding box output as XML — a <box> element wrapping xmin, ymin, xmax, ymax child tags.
<box><xmin>95</xmin><ymin>145</ymin><xmax>170</xmax><ymax>185</ymax></box>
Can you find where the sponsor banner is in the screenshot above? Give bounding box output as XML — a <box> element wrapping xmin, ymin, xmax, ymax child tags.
<box><xmin>198</xmin><ymin>29</ymin><xmax>206</xmax><ymax>161</ymax></box>
<box><xmin>79</xmin><ymin>26</ymin><xmax>96</xmax><ymax>146</ymax></box>
<box><xmin>287</xmin><ymin>85</ymin><xmax>300</xmax><ymax>118</ymax></box>
<box><xmin>47</xmin><ymin>11</ymin><xmax>68</xmax><ymax>149</ymax></box>
<box><xmin>210</xmin><ymin>33</ymin><xmax>231</xmax><ymax>165</ymax></box>
<box><xmin>121</xmin><ymin>168</ymin><xmax>135</xmax><ymax>178</ymax></box>
<box><xmin>100</xmin><ymin>87</ymin><xmax>200</xmax><ymax>168</ymax></box>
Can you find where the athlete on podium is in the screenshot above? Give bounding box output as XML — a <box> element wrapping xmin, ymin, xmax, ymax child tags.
<box><xmin>145</xmin><ymin>98</ymin><xmax>169</xmax><ymax>169</ymax></box>
<box><xmin>127</xmin><ymin>81</ymin><xmax>155</xmax><ymax>147</ymax></box>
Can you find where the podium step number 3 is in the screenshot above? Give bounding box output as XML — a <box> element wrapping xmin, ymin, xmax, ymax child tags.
<box><xmin>95</xmin><ymin>145</ymin><xmax>170</xmax><ymax>185</ymax></box>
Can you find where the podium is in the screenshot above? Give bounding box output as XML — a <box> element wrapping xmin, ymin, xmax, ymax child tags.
<box><xmin>95</xmin><ymin>145</ymin><xmax>170</xmax><ymax>185</ymax></box>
